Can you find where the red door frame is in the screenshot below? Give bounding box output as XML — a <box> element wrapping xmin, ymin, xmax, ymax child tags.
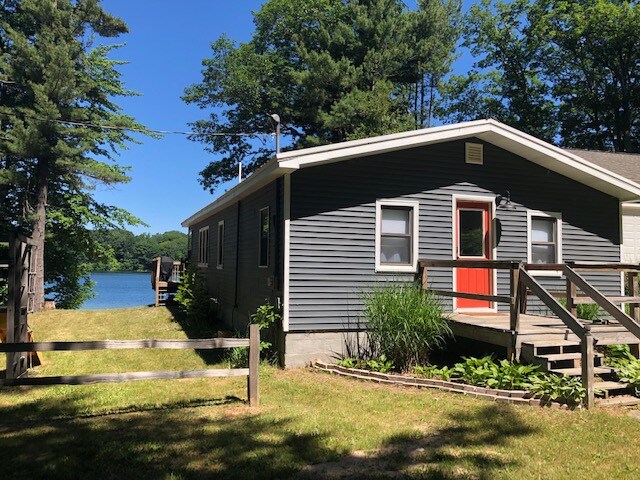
<box><xmin>454</xmin><ymin>200</ymin><xmax>494</xmax><ymax>310</ymax></box>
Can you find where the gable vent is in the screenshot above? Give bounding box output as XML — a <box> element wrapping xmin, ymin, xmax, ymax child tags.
<box><xmin>465</xmin><ymin>142</ymin><xmax>484</xmax><ymax>165</ymax></box>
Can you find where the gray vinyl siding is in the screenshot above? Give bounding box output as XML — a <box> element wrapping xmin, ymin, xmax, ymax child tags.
<box><xmin>189</xmin><ymin>180</ymin><xmax>282</xmax><ymax>330</ymax></box>
<box><xmin>288</xmin><ymin>138</ymin><xmax>622</xmax><ymax>331</ymax></box>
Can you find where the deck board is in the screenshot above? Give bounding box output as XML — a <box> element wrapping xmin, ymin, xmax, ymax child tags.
<box><xmin>449</xmin><ymin>312</ymin><xmax>640</xmax><ymax>351</ymax></box>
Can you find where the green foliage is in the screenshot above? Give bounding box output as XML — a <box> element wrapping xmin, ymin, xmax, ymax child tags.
<box><xmin>174</xmin><ymin>267</ymin><xmax>213</xmax><ymax>323</ymax></box>
<box><xmin>362</xmin><ymin>282</ymin><xmax>451</xmax><ymax>371</ymax></box>
<box><xmin>0</xmin><ymin>0</ymin><xmax>151</xmax><ymax>309</ymax></box>
<box><xmin>529</xmin><ymin>374</ymin><xmax>586</xmax><ymax>405</ymax></box>
<box><xmin>412</xmin><ymin>356</ymin><xmax>586</xmax><ymax>404</ymax></box>
<box><xmin>337</xmin><ymin>354</ymin><xmax>395</xmax><ymax>373</ymax></box>
<box><xmin>183</xmin><ymin>0</ymin><xmax>461</xmax><ymax>189</ymax></box>
<box><xmin>0</xmin><ymin>279</ymin><xmax>6</xmax><ymax>306</ymax></box>
<box><xmin>558</xmin><ymin>298</ymin><xmax>602</xmax><ymax>321</ymax></box>
<box><xmin>90</xmin><ymin>229</ymin><xmax>188</xmax><ymax>272</ymax></box>
<box><xmin>250</xmin><ymin>303</ymin><xmax>281</xmax><ymax>353</ymax></box>
<box><xmin>448</xmin><ymin>356</ymin><xmax>540</xmax><ymax>391</ymax></box>
<box><xmin>226</xmin><ymin>302</ymin><xmax>282</xmax><ymax>367</ymax></box>
<box><xmin>604</xmin><ymin>344</ymin><xmax>640</xmax><ymax>396</ymax></box>
<box><xmin>441</xmin><ymin>0</ymin><xmax>640</xmax><ymax>153</ymax></box>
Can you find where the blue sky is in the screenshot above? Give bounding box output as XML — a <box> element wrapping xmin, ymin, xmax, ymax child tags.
<box><xmin>97</xmin><ymin>0</ymin><xmax>475</xmax><ymax>234</ymax></box>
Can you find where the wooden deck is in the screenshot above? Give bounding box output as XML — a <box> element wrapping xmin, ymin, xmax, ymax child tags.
<box><xmin>450</xmin><ymin>312</ymin><xmax>640</xmax><ymax>353</ymax></box>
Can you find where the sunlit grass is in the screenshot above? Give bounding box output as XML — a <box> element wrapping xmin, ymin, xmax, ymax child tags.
<box><xmin>0</xmin><ymin>307</ymin><xmax>639</xmax><ymax>479</ymax></box>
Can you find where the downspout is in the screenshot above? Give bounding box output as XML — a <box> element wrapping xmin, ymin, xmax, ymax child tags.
<box><xmin>233</xmin><ymin>200</ymin><xmax>241</xmax><ymax>328</ymax></box>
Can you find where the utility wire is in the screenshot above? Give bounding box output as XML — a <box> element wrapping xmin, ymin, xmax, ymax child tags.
<box><xmin>0</xmin><ymin>111</ymin><xmax>275</xmax><ymax>138</ymax></box>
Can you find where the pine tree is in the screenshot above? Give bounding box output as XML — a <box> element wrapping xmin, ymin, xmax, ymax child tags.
<box><xmin>183</xmin><ymin>0</ymin><xmax>461</xmax><ymax>191</ymax></box>
<box><xmin>0</xmin><ymin>0</ymin><xmax>148</xmax><ymax>308</ymax></box>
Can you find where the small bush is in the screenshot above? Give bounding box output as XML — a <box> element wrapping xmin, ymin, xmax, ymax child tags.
<box><xmin>412</xmin><ymin>356</ymin><xmax>585</xmax><ymax>405</ymax></box>
<box><xmin>558</xmin><ymin>298</ymin><xmax>602</xmax><ymax>321</ymax></box>
<box><xmin>174</xmin><ymin>266</ymin><xmax>213</xmax><ymax>323</ymax></box>
<box><xmin>226</xmin><ymin>302</ymin><xmax>281</xmax><ymax>367</ymax></box>
<box><xmin>337</xmin><ymin>355</ymin><xmax>394</xmax><ymax>373</ymax></box>
<box><xmin>362</xmin><ymin>282</ymin><xmax>451</xmax><ymax>371</ymax></box>
<box><xmin>0</xmin><ymin>279</ymin><xmax>7</xmax><ymax>306</ymax></box>
<box><xmin>604</xmin><ymin>344</ymin><xmax>640</xmax><ymax>396</ymax></box>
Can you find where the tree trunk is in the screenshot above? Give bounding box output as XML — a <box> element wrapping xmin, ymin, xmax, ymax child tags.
<box><xmin>31</xmin><ymin>156</ymin><xmax>49</xmax><ymax>312</ymax></box>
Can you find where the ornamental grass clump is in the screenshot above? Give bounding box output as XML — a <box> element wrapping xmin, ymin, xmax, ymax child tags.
<box><xmin>362</xmin><ymin>282</ymin><xmax>451</xmax><ymax>371</ymax></box>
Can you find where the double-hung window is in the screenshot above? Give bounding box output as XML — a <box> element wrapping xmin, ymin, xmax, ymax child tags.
<box><xmin>198</xmin><ymin>227</ymin><xmax>209</xmax><ymax>266</ymax></box>
<box><xmin>258</xmin><ymin>207</ymin><xmax>270</xmax><ymax>267</ymax></box>
<box><xmin>528</xmin><ymin>211</ymin><xmax>562</xmax><ymax>271</ymax></box>
<box><xmin>375</xmin><ymin>200</ymin><xmax>419</xmax><ymax>272</ymax></box>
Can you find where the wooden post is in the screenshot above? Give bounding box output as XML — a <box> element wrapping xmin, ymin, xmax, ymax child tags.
<box><xmin>420</xmin><ymin>263</ymin><xmax>428</xmax><ymax>291</ymax></box>
<box><xmin>248</xmin><ymin>324</ymin><xmax>260</xmax><ymax>407</ymax></box>
<box><xmin>508</xmin><ymin>262</ymin><xmax>521</xmax><ymax>362</ymax></box>
<box><xmin>626</xmin><ymin>271</ymin><xmax>639</xmax><ymax>322</ymax></box>
<box><xmin>566</xmin><ymin>276</ymin><xmax>577</xmax><ymax>318</ymax></box>
<box><xmin>581</xmin><ymin>325</ymin><xmax>595</xmax><ymax>409</ymax></box>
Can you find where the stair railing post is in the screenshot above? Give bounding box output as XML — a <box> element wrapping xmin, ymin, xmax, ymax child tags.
<box><xmin>566</xmin><ymin>263</ymin><xmax>577</xmax><ymax>317</ymax></box>
<box><xmin>581</xmin><ymin>324</ymin><xmax>595</xmax><ymax>409</ymax></box>
<box><xmin>626</xmin><ymin>271</ymin><xmax>639</xmax><ymax>322</ymax></box>
<box><xmin>248</xmin><ymin>323</ymin><xmax>260</xmax><ymax>407</ymax></box>
<box><xmin>508</xmin><ymin>261</ymin><xmax>521</xmax><ymax>361</ymax></box>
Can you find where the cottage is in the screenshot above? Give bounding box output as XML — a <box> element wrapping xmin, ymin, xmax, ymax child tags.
<box><xmin>182</xmin><ymin>119</ymin><xmax>640</xmax><ymax>367</ymax></box>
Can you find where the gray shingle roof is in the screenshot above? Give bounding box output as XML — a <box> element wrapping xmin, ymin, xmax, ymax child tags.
<box><xmin>565</xmin><ymin>149</ymin><xmax>640</xmax><ymax>184</ymax></box>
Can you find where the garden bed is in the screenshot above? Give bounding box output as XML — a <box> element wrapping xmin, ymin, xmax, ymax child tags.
<box><xmin>313</xmin><ymin>360</ymin><xmax>580</xmax><ymax>409</ymax></box>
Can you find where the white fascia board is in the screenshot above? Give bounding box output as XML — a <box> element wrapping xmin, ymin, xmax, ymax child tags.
<box><xmin>277</xmin><ymin>118</ymin><xmax>640</xmax><ymax>202</ymax></box>
<box><xmin>181</xmin><ymin>160</ymin><xmax>296</xmax><ymax>227</ymax></box>
<box><xmin>478</xmin><ymin>123</ymin><xmax>640</xmax><ymax>201</ymax></box>
<box><xmin>277</xmin><ymin>121</ymin><xmax>490</xmax><ymax>170</ymax></box>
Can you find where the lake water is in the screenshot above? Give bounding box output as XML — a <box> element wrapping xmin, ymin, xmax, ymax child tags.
<box><xmin>80</xmin><ymin>272</ymin><xmax>155</xmax><ymax>310</ymax></box>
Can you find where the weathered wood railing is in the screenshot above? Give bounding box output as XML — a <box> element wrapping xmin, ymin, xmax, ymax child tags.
<box><xmin>419</xmin><ymin>259</ymin><xmax>640</xmax><ymax>408</ymax></box>
<box><xmin>0</xmin><ymin>324</ymin><xmax>261</xmax><ymax>407</ymax></box>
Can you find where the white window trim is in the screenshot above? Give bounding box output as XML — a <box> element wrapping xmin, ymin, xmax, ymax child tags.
<box><xmin>527</xmin><ymin>210</ymin><xmax>563</xmax><ymax>276</ymax></box>
<box><xmin>375</xmin><ymin>199</ymin><xmax>420</xmax><ymax>273</ymax></box>
<box><xmin>216</xmin><ymin>220</ymin><xmax>224</xmax><ymax>269</ymax></box>
<box><xmin>197</xmin><ymin>226</ymin><xmax>209</xmax><ymax>267</ymax></box>
<box><xmin>258</xmin><ymin>206</ymin><xmax>270</xmax><ymax>268</ymax></box>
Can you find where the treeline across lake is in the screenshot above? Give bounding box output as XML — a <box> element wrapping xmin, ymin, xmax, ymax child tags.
<box><xmin>91</xmin><ymin>230</ymin><xmax>188</xmax><ymax>272</ymax></box>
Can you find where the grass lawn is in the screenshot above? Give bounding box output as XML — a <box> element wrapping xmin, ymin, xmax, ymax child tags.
<box><xmin>1</xmin><ymin>307</ymin><xmax>639</xmax><ymax>479</ymax></box>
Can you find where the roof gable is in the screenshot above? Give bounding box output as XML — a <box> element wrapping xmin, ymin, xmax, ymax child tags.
<box><xmin>182</xmin><ymin>120</ymin><xmax>640</xmax><ymax>227</ymax></box>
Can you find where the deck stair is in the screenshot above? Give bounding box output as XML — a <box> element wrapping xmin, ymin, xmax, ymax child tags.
<box><xmin>521</xmin><ymin>338</ymin><xmax>637</xmax><ymax>400</ymax></box>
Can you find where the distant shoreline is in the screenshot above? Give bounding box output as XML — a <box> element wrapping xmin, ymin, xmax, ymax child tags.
<box><xmin>91</xmin><ymin>270</ymin><xmax>150</xmax><ymax>274</ymax></box>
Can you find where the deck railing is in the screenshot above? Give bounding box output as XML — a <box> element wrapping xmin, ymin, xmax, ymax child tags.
<box><xmin>418</xmin><ymin>258</ymin><xmax>640</xmax><ymax>408</ymax></box>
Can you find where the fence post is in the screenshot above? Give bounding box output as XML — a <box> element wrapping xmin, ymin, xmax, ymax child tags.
<box><xmin>248</xmin><ymin>324</ymin><xmax>260</xmax><ymax>407</ymax></box>
<box><xmin>508</xmin><ymin>262</ymin><xmax>521</xmax><ymax>362</ymax></box>
<box><xmin>581</xmin><ymin>325</ymin><xmax>595</xmax><ymax>409</ymax></box>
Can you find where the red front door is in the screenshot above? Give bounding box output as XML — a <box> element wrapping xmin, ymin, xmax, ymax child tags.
<box><xmin>455</xmin><ymin>201</ymin><xmax>492</xmax><ymax>309</ymax></box>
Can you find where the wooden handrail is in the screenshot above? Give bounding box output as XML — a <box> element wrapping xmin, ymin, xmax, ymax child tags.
<box><xmin>419</xmin><ymin>259</ymin><xmax>519</xmax><ymax>269</ymax></box>
<box><xmin>564</xmin><ymin>266</ymin><xmax>640</xmax><ymax>341</ymax></box>
<box><xmin>518</xmin><ymin>268</ymin><xmax>586</xmax><ymax>340</ymax></box>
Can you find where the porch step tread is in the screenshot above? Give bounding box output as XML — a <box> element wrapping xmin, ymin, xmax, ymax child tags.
<box><xmin>594</xmin><ymin>381</ymin><xmax>630</xmax><ymax>391</ymax></box>
<box><xmin>548</xmin><ymin>366</ymin><xmax>614</xmax><ymax>376</ymax></box>
<box><xmin>595</xmin><ymin>395</ymin><xmax>640</xmax><ymax>407</ymax></box>
<box><xmin>522</xmin><ymin>340</ymin><xmax>580</xmax><ymax>347</ymax></box>
<box><xmin>536</xmin><ymin>352</ymin><xmax>603</xmax><ymax>361</ymax></box>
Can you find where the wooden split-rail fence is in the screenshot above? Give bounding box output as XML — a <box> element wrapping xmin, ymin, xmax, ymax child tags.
<box><xmin>419</xmin><ymin>259</ymin><xmax>640</xmax><ymax>409</ymax></box>
<box><xmin>0</xmin><ymin>324</ymin><xmax>261</xmax><ymax>406</ymax></box>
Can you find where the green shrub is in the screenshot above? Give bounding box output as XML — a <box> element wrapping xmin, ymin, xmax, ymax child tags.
<box><xmin>530</xmin><ymin>374</ymin><xmax>586</xmax><ymax>404</ymax></box>
<box><xmin>412</xmin><ymin>356</ymin><xmax>585</xmax><ymax>405</ymax></box>
<box><xmin>558</xmin><ymin>298</ymin><xmax>602</xmax><ymax>321</ymax></box>
<box><xmin>362</xmin><ymin>282</ymin><xmax>451</xmax><ymax>371</ymax></box>
<box><xmin>226</xmin><ymin>302</ymin><xmax>282</xmax><ymax>367</ymax></box>
<box><xmin>0</xmin><ymin>279</ymin><xmax>7</xmax><ymax>306</ymax></box>
<box><xmin>337</xmin><ymin>355</ymin><xmax>394</xmax><ymax>373</ymax></box>
<box><xmin>174</xmin><ymin>266</ymin><xmax>213</xmax><ymax>323</ymax></box>
<box><xmin>604</xmin><ymin>344</ymin><xmax>640</xmax><ymax>396</ymax></box>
